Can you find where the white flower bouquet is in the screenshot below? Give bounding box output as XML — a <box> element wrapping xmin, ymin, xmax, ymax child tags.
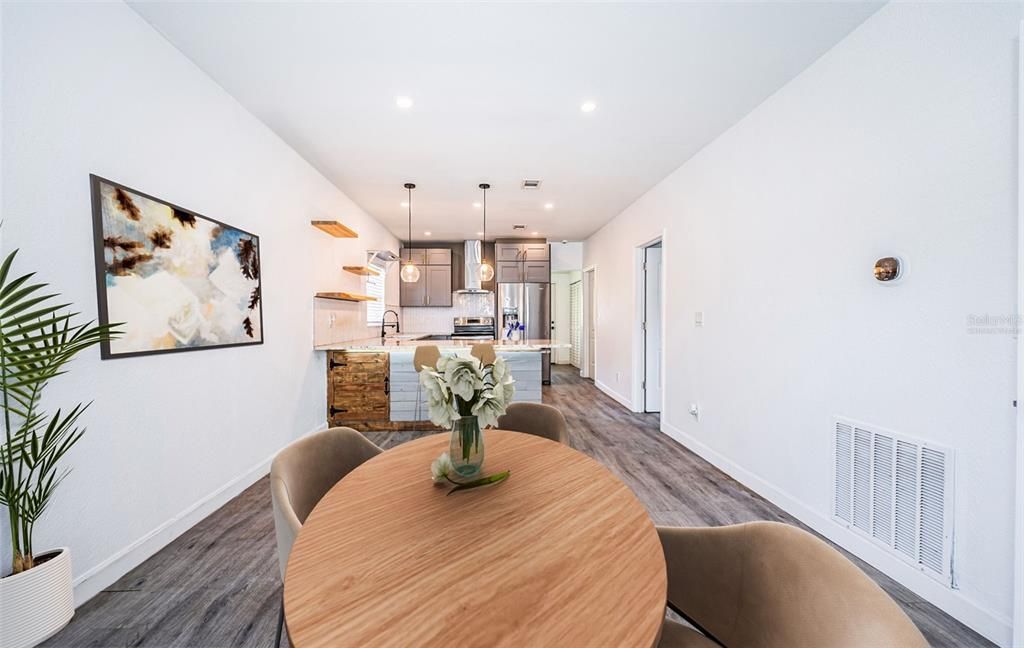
<box><xmin>420</xmin><ymin>354</ymin><xmax>515</xmax><ymax>480</ymax></box>
<box><xmin>419</xmin><ymin>355</ymin><xmax>515</xmax><ymax>429</ymax></box>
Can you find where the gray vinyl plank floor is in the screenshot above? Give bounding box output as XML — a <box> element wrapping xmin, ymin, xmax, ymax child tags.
<box><xmin>44</xmin><ymin>365</ymin><xmax>991</xmax><ymax>647</ymax></box>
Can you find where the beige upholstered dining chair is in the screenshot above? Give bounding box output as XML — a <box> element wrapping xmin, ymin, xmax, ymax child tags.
<box><xmin>270</xmin><ymin>427</ymin><xmax>382</xmax><ymax>648</ymax></box>
<box><xmin>656</xmin><ymin>521</ymin><xmax>928</xmax><ymax>648</ymax></box>
<box><xmin>412</xmin><ymin>345</ymin><xmax>441</xmax><ymax>420</ymax></box>
<box><xmin>495</xmin><ymin>402</ymin><xmax>567</xmax><ymax>444</ymax></box>
<box><xmin>470</xmin><ymin>343</ymin><xmax>497</xmax><ymax>366</ymax></box>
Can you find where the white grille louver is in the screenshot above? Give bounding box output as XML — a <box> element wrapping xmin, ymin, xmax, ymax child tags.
<box><xmin>832</xmin><ymin>417</ymin><xmax>954</xmax><ymax>585</ymax></box>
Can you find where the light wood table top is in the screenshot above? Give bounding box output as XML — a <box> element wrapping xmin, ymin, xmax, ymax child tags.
<box><xmin>283</xmin><ymin>430</ymin><xmax>667</xmax><ymax>648</ymax></box>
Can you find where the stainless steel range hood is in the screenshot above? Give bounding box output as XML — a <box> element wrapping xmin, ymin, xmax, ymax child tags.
<box><xmin>456</xmin><ymin>240</ymin><xmax>490</xmax><ymax>293</ymax></box>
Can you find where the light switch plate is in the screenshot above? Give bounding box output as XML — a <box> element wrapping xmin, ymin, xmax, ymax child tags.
<box><xmin>694</xmin><ymin>311</ymin><xmax>704</xmax><ymax>327</ymax></box>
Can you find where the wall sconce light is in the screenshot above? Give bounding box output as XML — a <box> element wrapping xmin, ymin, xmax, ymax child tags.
<box><xmin>874</xmin><ymin>256</ymin><xmax>903</xmax><ymax>284</ymax></box>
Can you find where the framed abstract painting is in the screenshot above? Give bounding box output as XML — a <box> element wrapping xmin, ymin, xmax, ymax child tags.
<box><xmin>89</xmin><ymin>175</ymin><xmax>264</xmax><ymax>359</ymax></box>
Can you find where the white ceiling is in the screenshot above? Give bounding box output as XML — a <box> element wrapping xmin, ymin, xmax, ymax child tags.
<box><xmin>130</xmin><ymin>2</ymin><xmax>880</xmax><ymax>242</ymax></box>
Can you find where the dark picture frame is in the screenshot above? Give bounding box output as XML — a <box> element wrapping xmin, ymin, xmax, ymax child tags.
<box><xmin>89</xmin><ymin>174</ymin><xmax>265</xmax><ymax>359</ymax></box>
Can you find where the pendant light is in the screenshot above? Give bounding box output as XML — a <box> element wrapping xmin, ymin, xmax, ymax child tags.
<box><xmin>478</xmin><ymin>183</ymin><xmax>495</xmax><ymax>282</ymax></box>
<box><xmin>400</xmin><ymin>183</ymin><xmax>421</xmax><ymax>283</ymax></box>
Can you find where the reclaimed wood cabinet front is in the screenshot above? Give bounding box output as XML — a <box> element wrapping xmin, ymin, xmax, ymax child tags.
<box><xmin>327</xmin><ymin>351</ymin><xmax>389</xmax><ymax>425</ymax></box>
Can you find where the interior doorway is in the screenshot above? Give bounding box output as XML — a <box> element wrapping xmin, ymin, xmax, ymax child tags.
<box><xmin>642</xmin><ymin>241</ymin><xmax>663</xmax><ymax>413</ymax></box>
<box><xmin>582</xmin><ymin>267</ymin><xmax>596</xmax><ymax>380</ymax></box>
<box><xmin>569</xmin><ymin>279</ymin><xmax>582</xmax><ymax>368</ymax></box>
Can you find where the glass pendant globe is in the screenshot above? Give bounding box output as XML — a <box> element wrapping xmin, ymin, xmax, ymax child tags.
<box><xmin>400</xmin><ymin>263</ymin><xmax>421</xmax><ymax>283</ymax></box>
<box><xmin>479</xmin><ymin>262</ymin><xmax>494</xmax><ymax>282</ymax></box>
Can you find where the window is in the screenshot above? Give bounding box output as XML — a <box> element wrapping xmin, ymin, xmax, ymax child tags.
<box><xmin>365</xmin><ymin>257</ymin><xmax>387</xmax><ymax>325</ymax></box>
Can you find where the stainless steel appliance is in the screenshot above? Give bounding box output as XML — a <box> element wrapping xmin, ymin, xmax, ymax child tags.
<box><xmin>497</xmin><ymin>283</ymin><xmax>551</xmax><ymax>384</ymax></box>
<box><xmin>452</xmin><ymin>316</ymin><xmax>496</xmax><ymax>340</ymax></box>
<box><xmin>454</xmin><ymin>241</ymin><xmax>490</xmax><ymax>294</ymax></box>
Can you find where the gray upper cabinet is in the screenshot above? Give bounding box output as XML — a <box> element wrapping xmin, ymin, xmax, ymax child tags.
<box><xmin>424</xmin><ymin>265</ymin><xmax>452</xmax><ymax>307</ymax></box>
<box><xmin>523</xmin><ymin>261</ymin><xmax>549</xmax><ymax>283</ymax></box>
<box><xmin>496</xmin><ymin>261</ymin><xmax>523</xmax><ymax>283</ymax></box>
<box><xmin>494</xmin><ymin>241</ymin><xmax>549</xmax><ymax>283</ymax></box>
<box><xmin>399</xmin><ymin>247</ymin><xmax>453</xmax><ymax>307</ymax></box>
<box><xmin>522</xmin><ymin>243</ymin><xmax>549</xmax><ymax>261</ymax></box>
<box><xmin>495</xmin><ymin>243</ymin><xmax>523</xmax><ymax>262</ymax></box>
<box><xmin>425</xmin><ymin>248</ymin><xmax>452</xmax><ymax>266</ymax></box>
<box><xmin>399</xmin><ymin>272</ymin><xmax>425</xmax><ymax>306</ymax></box>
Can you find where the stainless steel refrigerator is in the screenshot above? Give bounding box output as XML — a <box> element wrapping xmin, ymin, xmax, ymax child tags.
<box><xmin>497</xmin><ymin>282</ymin><xmax>552</xmax><ymax>384</ymax></box>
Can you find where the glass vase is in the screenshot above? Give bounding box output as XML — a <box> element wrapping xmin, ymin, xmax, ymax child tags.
<box><xmin>449</xmin><ymin>415</ymin><xmax>484</xmax><ymax>480</ymax></box>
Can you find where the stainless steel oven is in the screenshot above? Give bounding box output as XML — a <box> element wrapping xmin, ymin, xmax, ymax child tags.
<box><xmin>452</xmin><ymin>316</ymin><xmax>496</xmax><ymax>340</ymax></box>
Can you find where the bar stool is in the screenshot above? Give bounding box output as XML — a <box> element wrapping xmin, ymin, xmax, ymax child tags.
<box><xmin>413</xmin><ymin>345</ymin><xmax>441</xmax><ymax>421</ymax></box>
<box><xmin>470</xmin><ymin>343</ymin><xmax>496</xmax><ymax>366</ymax></box>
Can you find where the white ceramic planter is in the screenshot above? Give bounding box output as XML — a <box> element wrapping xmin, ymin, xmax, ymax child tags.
<box><xmin>0</xmin><ymin>547</ymin><xmax>74</xmax><ymax>648</ymax></box>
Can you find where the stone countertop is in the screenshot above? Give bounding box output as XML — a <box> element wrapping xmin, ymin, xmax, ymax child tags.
<box><xmin>314</xmin><ymin>335</ymin><xmax>570</xmax><ymax>352</ymax></box>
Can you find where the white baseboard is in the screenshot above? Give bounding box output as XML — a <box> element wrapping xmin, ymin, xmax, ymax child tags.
<box><xmin>72</xmin><ymin>422</ymin><xmax>327</xmax><ymax>606</ymax></box>
<box><xmin>660</xmin><ymin>420</ymin><xmax>1012</xmax><ymax>647</ymax></box>
<box><xmin>595</xmin><ymin>380</ymin><xmax>634</xmax><ymax>411</ymax></box>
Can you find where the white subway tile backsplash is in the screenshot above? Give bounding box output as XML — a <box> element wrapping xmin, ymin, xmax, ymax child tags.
<box><xmin>402</xmin><ymin>292</ymin><xmax>494</xmax><ymax>333</ymax></box>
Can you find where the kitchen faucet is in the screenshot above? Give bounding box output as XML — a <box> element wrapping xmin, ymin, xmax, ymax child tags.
<box><xmin>381</xmin><ymin>310</ymin><xmax>400</xmax><ymax>339</ymax></box>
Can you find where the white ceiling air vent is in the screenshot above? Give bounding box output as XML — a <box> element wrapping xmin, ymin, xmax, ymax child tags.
<box><xmin>521</xmin><ymin>179</ymin><xmax>542</xmax><ymax>189</ymax></box>
<box><xmin>512</xmin><ymin>225</ymin><xmax>526</xmax><ymax>231</ymax></box>
<box><xmin>832</xmin><ymin>417</ymin><xmax>955</xmax><ymax>586</ymax></box>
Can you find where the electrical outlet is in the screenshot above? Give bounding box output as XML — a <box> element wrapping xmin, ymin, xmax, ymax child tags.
<box><xmin>328</xmin><ymin>313</ymin><xmax>336</xmax><ymax>328</ymax></box>
<box><xmin>688</xmin><ymin>403</ymin><xmax>700</xmax><ymax>420</ymax></box>
<box><xmin>615</xmin><ymin>371</ymin><xmax>621</xmax><ymax>383</ymax></box>
<box><xmin>694</xmin><ymin>312</ymin><xmax>704</xmax><ymax>327</ymax></box>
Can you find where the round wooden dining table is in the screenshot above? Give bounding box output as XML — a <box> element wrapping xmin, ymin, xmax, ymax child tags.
<box><xmin>283</xmin><ymin>430</ymin><xmax>667</xmax><ymax>647</ymax></box>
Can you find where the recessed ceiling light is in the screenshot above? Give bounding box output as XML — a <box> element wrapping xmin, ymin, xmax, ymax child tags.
<box><xmin>473</xmin><ymin>202</ymin><xmax>482</xmax><ymax>208</ymax></box>
<box><xmin>424</xmin><ymin>231</ymin><xmax>432</xmax><ymax>236</ymax></box>
<box><xmin>580</xmin><ymin>100</ymin><xmax>597</xmax><ymax>113</ymax></box>
<box><xmin>396</xmin><ymin>96</ymin><xmax>414</xmax><ymax>109</ymax></box>
<box><xmin>543</xmin><ymin>203</ymin><xmax>554</xmax><ymax>210</ymax></box>
<box><xmin>532</xmin><ymin>231</ymin><xmax>539</xmax><ymax>236</ymax></box>
<box><xmin>477</xmin><ymin>231</ymin><xmax>484</xmax><ymax>236</ymax></box>
<box><xmin>400</xmin><ymin>201</ymin><xmax>409</xmax><ymax>207</ymax></box>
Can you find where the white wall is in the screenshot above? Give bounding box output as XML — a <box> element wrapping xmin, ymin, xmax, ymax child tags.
<box><xmin>1</xmin><ymin>1</ymin><xmax>400</xmax><ymax>602</ymax></box>
<box><xmin>549</xmin><ymin>241</ymin><xmax>583</xmax><ymax>273</ymax></box>
<box><xmin>584</xmin><ymin>3</ymin><xmax>1021</xmax><ymax>644</ymax></box>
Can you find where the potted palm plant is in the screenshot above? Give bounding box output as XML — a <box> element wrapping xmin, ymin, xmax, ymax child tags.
<box><xmin>0</xmin><ymin>248</ymin><xmax>120</xmax><ymax>648</ymax></box>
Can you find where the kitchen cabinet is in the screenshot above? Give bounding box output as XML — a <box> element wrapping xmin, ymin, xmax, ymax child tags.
<box><xmin>400</xmin><ymin>274</ymin><xmax>425</xmax><ymax>306</ymax></box>
<box><xmin>327</xmin><ymin>351</ymin><xmax>389</xmax><ymax>426</ymax></box>
<box><xmin>425</xmin><ymin>265</ymin><xmax>452</xmax><ymax>306</ymax></box>
<box><xmin>495</xmin><ymin>242</ymin><xmax>549</xmax><ymax>262</ymax></box>
<box><xmin>496</xmin><ymin>261</ymin><xmax>523</xmax><ymax>283</ymax></box>
<box><xmin>522</xmin><ymin>243</ymin><xmax>549</xmax><ymax>261</ymax></box>
<box><xmin>494</xmin><ymin>241</ymin><xmax>550</xmax><ymax>283</ymax></box>
<box><xmin>399</xmin><ymin>247</ymin><xmax>452</xmax><ymax>307</ymax></box>
<box><xmin>524</xmin><ymin>261</ymin><xmax>550</xmax><ymax>283</ymax></box>
<box><xmin>496</xmin><ymin>243</ymin><xmax>523</xmax><ymax>262</ymax></box>
<box><xmin>425</xmin><ymin>248</ymin><xmax>452</xmax><ymax>266</ymax></box>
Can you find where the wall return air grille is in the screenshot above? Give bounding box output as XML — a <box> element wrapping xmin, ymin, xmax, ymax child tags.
<box><xmin>832</xmin><ymin>416</ymin><xmax>955</xmax><ymax>586</ymax></box>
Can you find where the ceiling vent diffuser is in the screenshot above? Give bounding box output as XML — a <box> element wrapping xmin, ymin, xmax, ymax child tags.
<box><xmin>521</xmin><ymin>179</ymin><xmax>542</xmax><ymax>189</ymax></box>
<box><xmin>832</xmin><ymin>416</ymin><xmax>955</xmax><ymax>586</ymax></box>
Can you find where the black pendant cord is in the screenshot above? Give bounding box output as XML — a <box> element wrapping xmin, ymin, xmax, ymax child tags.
<box><xmin>479</xmin><ymin>182</ymin><xmax>490</xmax><ymax>254</ymax></box>
<box><xmin>405</xmin><ymin>182</ymin><xmax>415</xmax><ymax>251</ymax></box>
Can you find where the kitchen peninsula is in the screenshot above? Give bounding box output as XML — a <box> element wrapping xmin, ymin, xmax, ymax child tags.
<box><xmin>316</xmin><ymin>335</ymin><xmax>569</xmax><ymax>430</ymax></box>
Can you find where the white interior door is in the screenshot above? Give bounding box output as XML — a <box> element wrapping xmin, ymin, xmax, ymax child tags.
<box><xmin>585</xmin><ymin>269</ymin><xmax>596</xmax><ymax>379</ymax></box>
<box><xmin>644</xmin><ymin>245</ymin><xmax>663</xmax><ymax>412</ymax></box>
<box><xmin>569</xmin><ymin>280</ymin><xmax>582</xmax><ymax>368</ymax></box>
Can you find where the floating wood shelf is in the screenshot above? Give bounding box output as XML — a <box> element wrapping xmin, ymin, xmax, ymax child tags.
<box><xmin>343</xmin><ymin>265</ymin><xmax>380</xmax><ymax>276</ymax></box>
<box><xmin>311</xmin><ymin>220</ymin><xmax>358</xmax><ymax>238</ymax></box>
<box><xmin>315</xmin><ymin>292</ymin><xmax>377</xmax><ymax>302</ymax></box>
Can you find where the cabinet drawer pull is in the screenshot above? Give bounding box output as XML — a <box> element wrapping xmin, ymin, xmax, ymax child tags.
<box><xmin>330</xmin><ymin>359</ymin><xmax>348</xmax><ymax>369</ymax></box>
<box><xmin>330</xmin><ymin>406</ymin><xmax>348</xmax><ymax>416</ymax></box>
<box><xmin>384</xmin><ymin>376</ymin><xmax>391</xmax><ymax>396</ymax></box>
